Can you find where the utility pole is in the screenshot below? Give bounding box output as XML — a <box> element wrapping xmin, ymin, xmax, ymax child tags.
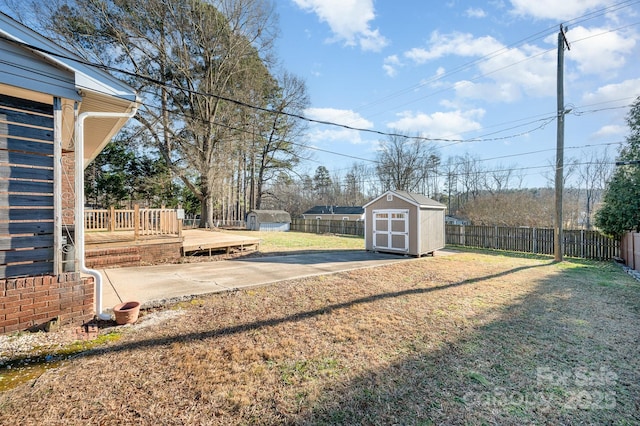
<box><xmin>554</xmin><ymin>24</ymin><xmax>570</xmax><ymax>262</ymax></box>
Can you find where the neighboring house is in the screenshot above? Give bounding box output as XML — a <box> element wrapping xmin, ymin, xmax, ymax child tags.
<box><xmin>246</xmin><ymin>210</ymin><xmax>291</xmax><ymax>232</ymax></box>
<box><xmin>0</xmin><ymin>12</ymin><xmax>138</xmax><ymax>333</ymax></box>
<box><xmin>301</xmin><ymin>206</ymin><xmax>364</xmax><ymax>221</ymax></box>
<box><xmin>363</xmin><ymin>190</ymin><xmax>446</xmax><ymax>257</ymax></box>
<box><xmin>445</xmin><ymin>215</ymin><xmax>470</xmax><ymax>226</ymax></box>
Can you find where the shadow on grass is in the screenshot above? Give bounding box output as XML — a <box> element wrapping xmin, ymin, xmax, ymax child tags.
<box><xmin>297</xmin><ymin>262</ymin><xmax>640</xmax><ymax>425</ymax></box>
<box><xmin>3</xmin><ymin>256</ymin><xmax>639</xmax><ymax>424</ymax></box>
<box><xmin>1</xmin><ymin>262</ymin><xmax>551</xmax><ymax>370</ymax></box>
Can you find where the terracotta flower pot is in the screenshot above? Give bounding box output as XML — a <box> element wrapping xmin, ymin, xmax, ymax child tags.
<box><xmin>113</xmin><ymin>301</ymin><xmax>141</xmax><ymax>325</ymax></box>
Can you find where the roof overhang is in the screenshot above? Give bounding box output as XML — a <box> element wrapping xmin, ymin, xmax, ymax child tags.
<box><xmin>0</xmin><ymin>12</ymin><xmax>138</xmax><ymax>166</ymax></box>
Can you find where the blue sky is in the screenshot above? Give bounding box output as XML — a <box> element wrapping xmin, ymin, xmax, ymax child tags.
<box><xmin>274</xmin><ymin>0</ymin><xmax>640</xmax><ymax>188</ymax></box>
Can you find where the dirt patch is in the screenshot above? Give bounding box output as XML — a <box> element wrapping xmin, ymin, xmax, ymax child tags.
<box><xmin>1</xmin><ymin>252</ymin><xmax>639</xmax><ymax>425</ymax></box>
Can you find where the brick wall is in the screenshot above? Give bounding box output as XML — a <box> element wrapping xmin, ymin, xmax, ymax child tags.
<box><xmin>139</xmin><ymin>241</ymin><xmax>182</xmax><ymax>265</ymax></box>
<box><xmin>0</xmin><ymin>272</ymin><xmax>94</xmax><ymax>334</ymax></box>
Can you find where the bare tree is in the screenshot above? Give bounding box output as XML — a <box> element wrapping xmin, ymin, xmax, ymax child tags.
<box><xmin>573</xmin><ymin>148</ymin><xmax>614</xmax><ymax>229</ymax></box>
<box><xmin>442</xmin><ymin>157</ymin><xmax>460</xmax><ymax>214</ymax></box>
<box><xmin>249</xmin><ymin>71</ymin><xmax>310</xmax><ymax>210</ymax></box>
<box><xmin>375</xmin><ymin>133</ymin><xmax>439</xmax><ymax>193</ymax></box>
<box><xmin>485</xmin><ymin>163</ymin><xmax>517</xmax><ymax>194</ymax></box>
<box><xmin>457</xmin><ymin>153</ymin><xmax>484</xmax><ymax>202</ymax></box>
<box><xmin>41</xmin><ymin>0</ymin><xmax>286</xmax><ymax>227</ymax></box>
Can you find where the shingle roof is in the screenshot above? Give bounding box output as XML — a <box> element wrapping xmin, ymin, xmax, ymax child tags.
<box><xmin>393</xmin><ymin>191</ymin><xmax>446</xmax><ymax>208</ymax></box>
<box><xmin>302</xmin><ymin>206</ymin><xmax>364</xmax><ymax>215</ymax></box>
<box><xmin>363</xmin><ymin>190</ymin><xmax>446</xmax><ymax>209</ymax></box>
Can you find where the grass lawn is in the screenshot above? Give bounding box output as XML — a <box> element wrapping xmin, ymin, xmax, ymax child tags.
<box><xmin>223</xmin><ymin>230</ymin><xmax>365</xmax><ymax>254</ymax></box>
<box><xmin>1</xmin><ymin>249</ymin><xmax>639</xmax><ymax>424</ymax></box>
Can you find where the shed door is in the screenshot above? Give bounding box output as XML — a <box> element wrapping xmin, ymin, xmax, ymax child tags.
<box><xmin>372</xmin><ymin>209</ymin><xmax>409</xmax><ymax>252</ymax></box>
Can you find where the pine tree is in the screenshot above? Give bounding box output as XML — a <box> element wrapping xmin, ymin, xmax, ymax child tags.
<box><xmin>595</xmin><ymin>97</ymin><xmax>640</xmax><ymax>237</ymax></box>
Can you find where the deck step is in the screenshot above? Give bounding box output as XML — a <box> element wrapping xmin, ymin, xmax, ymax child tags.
<box><xmin>85</xmin><ymin>247</ymin><xmax>142</xmax><ymax>269</ymax></box>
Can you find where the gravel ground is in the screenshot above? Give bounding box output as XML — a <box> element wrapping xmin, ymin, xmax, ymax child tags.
<box><xmin>0</xmin><ymin>309</ymin><xmax>185</xmax><ymax>366</ymax></box>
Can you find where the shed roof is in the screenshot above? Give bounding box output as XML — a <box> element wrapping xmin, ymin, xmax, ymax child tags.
<box><xmin>303</xmin><ymin>206</ymin><xmax>364</xmax><ymax>215</ymax></box>
<box><xmin>363</xmin><ymin>190</ymin><xmax>446</xmax><ymax>209</ymax></box>
<box><xmin>0</xmin><ymin>12</ymin><xmax>138</xmax><ymax>166</ymax></box>
<box><xmin>248</xmin><ymin>210</ymin><xmax>291</xmax><ymax>223</ymax></box>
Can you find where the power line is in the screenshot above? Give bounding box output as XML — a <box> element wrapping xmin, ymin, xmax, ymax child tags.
<box><xmin>2</xmin><ymin>16</ymin><xmax>635</xmax><ymax>148</ymax></box>
<box><xmin>353</xmin><ymin>0</ymin><xmax>640</xmax><ymax>121</ymax></box>
<box><xmin>1</xmin><ymin>8</ymin><xmax>635</xmax><ymax>179</ymax></box>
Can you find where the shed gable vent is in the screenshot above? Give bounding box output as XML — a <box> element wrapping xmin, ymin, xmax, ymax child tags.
<box><xmin>386</xmin><ymin>194</ymin><xmax>393</xmax><ymax>201</ymax></box>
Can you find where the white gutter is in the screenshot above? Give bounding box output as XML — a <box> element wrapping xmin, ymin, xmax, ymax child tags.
<box><xmin>75</xmin><ymin>109</ymin><xmax>137</xmax><ymax>320</ymax></box>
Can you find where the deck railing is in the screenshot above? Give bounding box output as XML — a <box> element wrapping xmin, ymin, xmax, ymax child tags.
<box><xmin>85</xmin><ymin>206</ymin><xmax>182</xmax><ymax>238</ymax></box>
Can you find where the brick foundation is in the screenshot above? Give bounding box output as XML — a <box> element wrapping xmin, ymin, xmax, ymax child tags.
<box><xmin>139</xmin><ymin>241</ymin><xmax>182</xmax><ymax>265</ymax></box>
<box><xmin>0</xmin><ymin>273</ymin><xmax>94</xmax><ymax>334</ymax></box>
<box><xmin>86</xmin><ymin>240</ymin><xmax>183</xmax><ymax>269</ymax></box>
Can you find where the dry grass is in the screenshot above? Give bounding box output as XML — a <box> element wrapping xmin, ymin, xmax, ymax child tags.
<box><xmin>1</xmin><ymin>251</ymin><xmax>639</xmax><ymax>425</ymax></box>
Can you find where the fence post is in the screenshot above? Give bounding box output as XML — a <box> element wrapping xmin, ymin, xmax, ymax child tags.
<box><xmin>134</xmin><ymin>204</ymin><xmax>140</xmax><ymax>240</ymax></box>
<box><xmin>533</xmin><ymin>228</ymin><xmax>537</xmax><ymax>254</ymax></box>
<box><xmin>109</xmin><ymin>206</ymin><xmax>115</xmax><ymax>232</ymax></box>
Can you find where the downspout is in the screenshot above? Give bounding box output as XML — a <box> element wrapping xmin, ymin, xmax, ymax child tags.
<box><xmin>75</xmin><ymin>109</ymin><xmax>137</xmax><ymax>320</ymax></box>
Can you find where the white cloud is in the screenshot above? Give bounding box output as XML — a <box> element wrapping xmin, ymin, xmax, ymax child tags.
<box><xmin>592</xmin><ymin>124</ymin><xmax>626</xmax><ymax>139</ymax></box>
<box><xmin>582</xmin><ymin>79</ymin><xmax>640</xmax><ymax>140</ymax></box>
<box><xmin>466</xmin><ymin>7</ymin><xmax>487</xmax><ymax>18</ymax></box>
<box><xmin>404</xmin><ymin>31</ymin><xmax>504</xmax><ymax>64</ymax></box>
<box><xmin>304</xmin><ymin>108</ymin><xmax>374</xmax><ymax>145</ymax></box>
<box><xmin>292</xmin><ymin>0</ymin><xmax>388</xmax><ymax>51</ymax></box>
<box><xmin>304</xmin><ymin>107</ymin><xmax>373</xmax><ymax>128</ymax></box>
<box><xmin>383</xmin><ymin>55</ymin><xmax>402</xmax><ymax>77</ymax></box>
<box><xmin>510</xmin><ymin>0</ymin><xmax>614</xmax><ymax>21</ymax></box>
<box><xmin>386</xmin><ymin>109</ymin><xmax>485</xmax><ymax>140</ymax></box>
<box><xmin>404</xmin><ymin>31</ymin><xmax>557</xmax><ymax>101</ymax></box>
<box><xmin>564</xmin><ymin>26</ymin><xmax>636</xmax><ymax>76</ymax></box>
<box><xmin>582</xmin><ymin>78</ymin><xmax>640</xmax><ymax>105</ymax></box>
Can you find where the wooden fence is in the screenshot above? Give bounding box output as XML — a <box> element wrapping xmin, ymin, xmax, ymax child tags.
<box><xmin>85</xmin><ymin>206</ymin><xmax>181</xmax><ymax>238</ymax></box>
<box><xmin>288</xmin><ymin>219</ymin><xmax>618</xmax><ymax>261</ymax></box>
<box><xmin>290</xmin><ymin>218</ymin><xmax>365</xmax><ymax>236</ymax></box>
<box><xmin>620</xmin><ymin>232</ymin><xmax>640</xmax><ymax>270</ymax></box>
<box><xmin>446</xmin><ymin>225</ymin><xmax>619</xmax><ymax>260</ymax></box>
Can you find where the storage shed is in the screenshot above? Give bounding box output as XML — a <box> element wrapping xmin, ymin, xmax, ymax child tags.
<box><xmin>246</xmin><ymin>210</ymin><xmax>291</xmax><ymax>232</ymax></box>
<box><xmin>363</xmin><ymin>190</ymin><xmax>446</xmax><ymax>256</ymax></box>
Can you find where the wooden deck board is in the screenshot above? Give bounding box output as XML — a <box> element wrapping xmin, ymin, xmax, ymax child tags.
<box><xmin>182</xmin><ymin>229</ymin><xmax>260</xmax><ymax>254</ymax></box>
<box><xmin>85</xmin><ymin>231</ymin><xmax>181</xmax><ymax>248</ymax></box>
<box><xmin>85</xmin><ymin>229</ymin><xmax>260</xmax><ymax>255</ymax></box>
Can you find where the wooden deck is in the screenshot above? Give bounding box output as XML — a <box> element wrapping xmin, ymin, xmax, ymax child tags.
<box><xmin>182</xmin><ymin>229</ymin><xmax>260</xmax><ymax>255</ymax></box>
<box><xmin>85</xmin><ymin>229</ymin><xmax>260</xmax><ymax>255</ymax></box>
<box><xmin>85</xmin><ymin>232</ymin><xmax>182</xmax><ymax>248</ymax></box>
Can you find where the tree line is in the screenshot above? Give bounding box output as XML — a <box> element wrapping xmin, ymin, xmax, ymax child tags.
<box><xmin>7</xmin><ymin>0</ymin><xmax>631</xmax><ymax>233</ymax></box>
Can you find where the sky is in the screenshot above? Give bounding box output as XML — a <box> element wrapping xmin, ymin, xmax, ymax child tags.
<box><xmin>273</xmin><ymin>0</ymin><xmax>640</xmax><ymax>188</ymax></box>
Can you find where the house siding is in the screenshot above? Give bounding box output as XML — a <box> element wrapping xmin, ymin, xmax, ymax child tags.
<box><xmin>0</xmin><ymin>38</ymin><xmax>78</xmax><ymax>101</ymax></box>
<box><xmin>0</xmin><ymin>94</ymin><xmax>56</xmax><ymax>278</ymax></box>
